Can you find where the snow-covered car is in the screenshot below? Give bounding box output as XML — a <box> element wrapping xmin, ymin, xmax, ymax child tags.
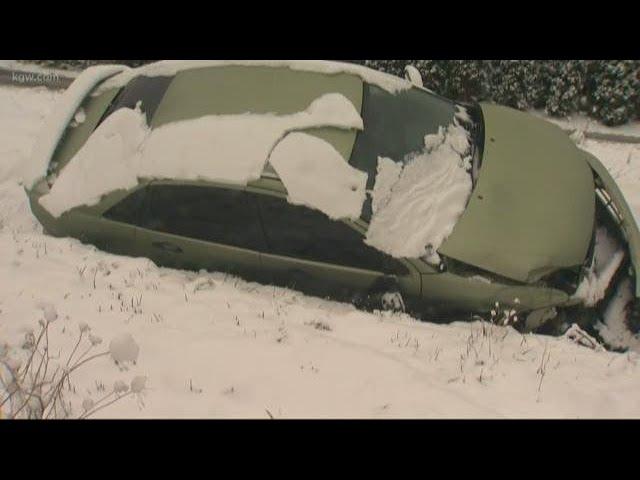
<box><xmin>25</xmin><ymin>60</ymin><xmax>640</xmax><ymax>349</ymax></box>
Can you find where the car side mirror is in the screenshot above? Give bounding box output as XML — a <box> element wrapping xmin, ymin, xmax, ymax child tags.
<box><xmin>404</xmin><ymin>65</ymin><xmax>424</xmax><ymax>88</ymax></box>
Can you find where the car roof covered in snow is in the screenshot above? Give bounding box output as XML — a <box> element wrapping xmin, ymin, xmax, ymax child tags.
<box><xmin>49</xmin><ymin>63</ymin><xmax>367</xmax><ymax>177</ymax></box>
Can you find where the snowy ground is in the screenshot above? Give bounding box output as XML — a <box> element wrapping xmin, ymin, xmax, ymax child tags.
<box><xmin>0</xmin><ymin>60</ymin><xmax>80</xmax><ymax>79</ymax></box>
<box><xmin>1</xmin><ymin>85</ymin><xmax>640</xmax><ymax>419</ymax></box>
<box><xmin>531</xmin><ymin>110</ymin><xmax>640</xmax><ymax>140</ymax></box>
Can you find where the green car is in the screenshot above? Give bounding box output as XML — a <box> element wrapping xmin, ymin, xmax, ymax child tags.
<box><xmin>26</xmin><ymin>61</ymin><xmax>640</xmax><ymax>348</ymax></box>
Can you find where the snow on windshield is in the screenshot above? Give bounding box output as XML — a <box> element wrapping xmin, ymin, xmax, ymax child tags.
<box><xmin>39</xmin><ymin>93</ymin><xmax>364</xmax><ymax>218</ymax></box>
<box><xmin>365</xmin><ymin>118</ymin><xmax>474</xmax><ymax>263</ymax></box>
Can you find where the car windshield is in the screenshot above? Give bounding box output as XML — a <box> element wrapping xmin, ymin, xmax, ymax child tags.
<box><xmin>95</xmin><ymin>75</ymin><xmax>173</xmax><ymax>129</ymax></box>
<box><xmin>350</xmin><ymin>84</ymin><xmax>482</xmax><ymax>222</ymax></box>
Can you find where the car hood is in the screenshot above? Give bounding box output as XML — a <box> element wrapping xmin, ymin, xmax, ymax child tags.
<box><xmin>438</xmin><ymin>103</ymin><xmax>595</xmax><ymax>283</ymax></box>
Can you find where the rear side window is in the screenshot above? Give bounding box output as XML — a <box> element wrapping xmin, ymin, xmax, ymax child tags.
<box><xmin>142</xmin><ymin>185</ymin><xmax>266</xmax><ymax>251</ymax></box>
<box><xmin>96</xmin><ymin>75</ymin><xmax>173</xmax><ymax>127</ymax></box>
<box><xmin>254</xmin><ymin>193</ymin><xmax>407</xmax><ymax>274</ymax></box>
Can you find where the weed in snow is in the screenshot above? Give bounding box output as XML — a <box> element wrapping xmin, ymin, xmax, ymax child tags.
<box><xmin>0</xmin><ymin>310</ymin><xmax>145</xmax><ymax>419</ymax></box>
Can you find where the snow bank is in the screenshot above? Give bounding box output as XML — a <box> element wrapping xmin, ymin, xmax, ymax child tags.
<box><xmin>365</xmin><ymin>121</ymin><xmax>473</xmax><ymax>262</ymax></box>
<box><xmin>25</xmin><ymin>65</ymin><xmax>129</xmax><ymax>189</ymax></box>
<box><xmin>269</xmin><ymin>133</ymin><xmax>368</xmax><ymax>220</ymax></box>
<box><xmin>0</xmin><ymin>181</ymin><xmax>43</xmax><ymax>235</ymax></box>
<box><xmin>96</xmin><ymin>60</ymin><xmax>411</xmax><ymax>95</ymax></box>
<box><xmin>39</xmin><ymin>93</ymin><xmax>363</xmax><ymax>218</ymax></box>
<box><xmin>573</xmin><ymin>227</ymin><xmax>626</xmax><ymax>307</ymax></box>
<box><xmin>109</xmin><ymin>333</ymin><xmax>140</xmax><ymax>364</ymax></box>
<box><xmin>0</xmin><ymin>86</ymin><xmax>59</xmax><ymax>185</ymax></box>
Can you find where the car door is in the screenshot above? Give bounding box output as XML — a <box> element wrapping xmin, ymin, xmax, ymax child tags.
<box><xmin>62</xmin><ymin>185</ymin><xmax>149</xmax><ymax>260</ymax></box>
<box><xmin>249</xmin><ymin>189</ymin><xmax>415</xmax><ymax>303</ymax></box>
<box><xmin>134</xmin><ymin>182</ymin><xmax>266</xmax><ymax>281</ymax></box>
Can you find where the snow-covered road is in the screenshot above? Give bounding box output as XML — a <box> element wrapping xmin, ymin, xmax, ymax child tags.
<box><xmin>1</xmin><ymin>85</ymin><xmax>640</xmax><ymax>419</ymax></box>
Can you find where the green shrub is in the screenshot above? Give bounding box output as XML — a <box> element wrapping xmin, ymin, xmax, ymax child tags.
<box><xmin>585</xmin><ymin>60</ymin><xmax>640</xmax><ymax>126</ymax></box>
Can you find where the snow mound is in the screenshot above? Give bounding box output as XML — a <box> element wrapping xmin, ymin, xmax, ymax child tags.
<box><xmin>269</xmin><ymin>132</ymin><xmax>368</xmax><ymax>220</ymax></box>
<box><xmin>0</xmin><ymin>182</ymin><xmax>42</xmax><ymax>234</ymax></box>
<box><xmin>109</xmin><ymin>333</ymin><xmax>140</xmax><ymax>364</ymax></box>
<box><xmin>39</xmin><ymin>93</ymin><xmax>363</xmax><ymax>218</ymax></box>
<box><xmin>0</xmin><ymin>86</ymin><xmax>59</xmax><ymax>185</ymax></box>
<box><xmin>25</xmin><ymin>65</ymin><xmax>128</xmax><ymax>189</ymax></box>
<box><xmin>365</xmin><ymin>121</ymin><xmax>473</xmax><ymax>262</ymax></box>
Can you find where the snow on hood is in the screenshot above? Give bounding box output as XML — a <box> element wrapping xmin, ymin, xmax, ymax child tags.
<box><xmin>268</xmin><ymin>133</ymin><xmax>368</xmax><ymax>220</ymax></box>
<box><xmin>25</xmin><ymin>65</ymin><xmax>129</xmax><ymax>189</ymax></box>
<box><xmin>95</xmin><ymin>60</ymin><xmax>411</xmax><ymax>95</ymax></box>
<box><xmin>365</xmin><ymin>120</ymin><xmax>473</xmax><ymax>262</ymax></box>
<box><xmin>39</xmin><ymin>93</ymin><xmax>364</xmax><ymax>218</ymax></box>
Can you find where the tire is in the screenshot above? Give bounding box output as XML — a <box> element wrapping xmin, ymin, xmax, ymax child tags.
<box><xmin>352</xmin><ymin>277</ymin><xmax>405</xmax><ymax>313</ymax></box>
<box><xmin>357</xmin><ymin>290</ymin><xmax>405</xmax><ymax>313</ymax></box>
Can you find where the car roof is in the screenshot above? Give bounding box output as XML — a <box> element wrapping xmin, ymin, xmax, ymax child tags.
<box><xmin>97</xmin><ymin>60</ymin><xmax>412</xmax><ymax>95</ymax></box>
<box><xmin>50</xmin><ymin>64</ymin><xmax>366</xmax><ymax>189</ymax></box>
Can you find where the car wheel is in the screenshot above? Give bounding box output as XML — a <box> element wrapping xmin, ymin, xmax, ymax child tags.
<box><xmin>356</xmin><ymin>290</ymin><xmax>405</xmax><ymax>313</ymax></box>
<box><xmin>352</xmin><ymin>277</ymin><xmax>405</xmax><ymax>314</ymax></box>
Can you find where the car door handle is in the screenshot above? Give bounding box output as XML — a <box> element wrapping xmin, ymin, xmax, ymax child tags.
<box><xmin>152</xmin><ymin>241</ymin><xmax>183</xmax><ymax>254</ymax></box>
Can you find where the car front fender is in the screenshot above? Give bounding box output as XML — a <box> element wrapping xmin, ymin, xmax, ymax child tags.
<box><xmin>581</xmin><ymin>150</ymin><xmax>640</xmax><ymax>298</ymax></box>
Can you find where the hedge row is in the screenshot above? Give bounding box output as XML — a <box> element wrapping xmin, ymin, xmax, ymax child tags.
<box><xmin>27</xmin><ymin>60</ymin><xmax>640</xmax><ymax>126</ymax></box>
<box><xmin>357</xmin><ymin>60</ymin><xmax>640</xmax><ymax>126</ymax></box>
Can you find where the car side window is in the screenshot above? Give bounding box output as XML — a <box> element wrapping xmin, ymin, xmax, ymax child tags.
<box><xmin>253</xmin><ymin>193</ymin><xmax>408</xmax><ymax>275</ymax></box>
<box><xmin>103</xmin><ymin>188</ymin><xmax>148</xmax><ymax>226</ymax></box>
<box><xmin>96</xmin><ymin>75</ymin><xmax>173</xmax><ymax>128</ymax></box>
<box><xmin>142</xmin><ymin>185</ymin><xmax>266</xmax><ymax>251</ymax></box>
